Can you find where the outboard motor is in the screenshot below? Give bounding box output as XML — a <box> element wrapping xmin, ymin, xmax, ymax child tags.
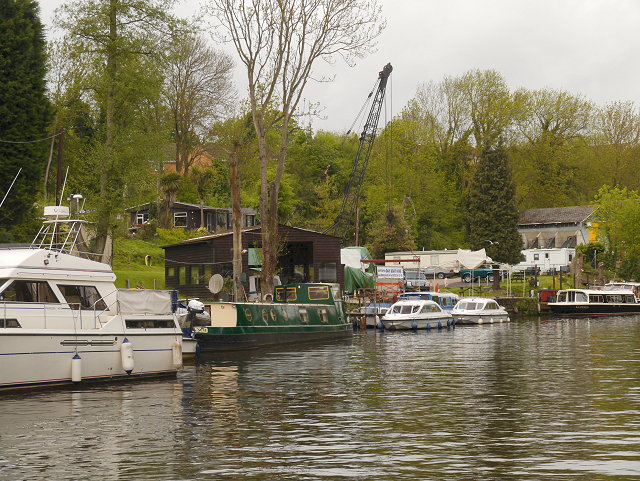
<box><xmin>185</xmin><ymin>299</ymin><xmax>209</xmax><ymax>336</ymax></box>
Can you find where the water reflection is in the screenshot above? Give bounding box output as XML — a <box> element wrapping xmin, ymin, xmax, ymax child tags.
<box><xmin>2</xmin><ymin>319</ymin><xmax>640</xmax><ymax>479</ymax></box>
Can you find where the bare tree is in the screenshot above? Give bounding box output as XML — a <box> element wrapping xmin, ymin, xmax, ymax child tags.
<box><xmin>206</xmin><ymin>0</ymin><xmax>384</xmax><ymax>295</ymax></box>
<box><xmin>164</xmin><ymin>34</ymin><xmax>236</xmax><ymax>174</ymax></box>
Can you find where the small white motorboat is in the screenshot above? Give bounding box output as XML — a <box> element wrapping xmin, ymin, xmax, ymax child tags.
<box><xmin>381</xmin><ymin>299</ymin><xmax>453</xmax><ymax>330</ymax></box>
<box><xmin>451</xmin><ymin>298</ymin><xmax>510</xmax><ymax>325</ymax></box>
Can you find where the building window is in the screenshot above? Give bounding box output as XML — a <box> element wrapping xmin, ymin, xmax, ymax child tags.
<box><xmin>217</xmin><ymin>211</ymin><xmax>227</xmax><ymax>230</ymax></box>
<box><xmin>534</xmin><ymin>254</ymin><xmax>539</xmax><ymax>260</ymax></box>
<box><xmin>243</xmin><ymin>215</ymin><xmax>255</xmax><ymax>227</ymax></box>
<box><xmin>319</xmin><ymin>262</ymin><xmax>337</xmax><ymax>283</ymax></box>
<box><xmin>569</xmin><ymin>254</ymin><xmax>573</xmax><ymax>262</ymax></box>
<box><xmin>167</xmin><ymin>267</ymin><xmax>176</xmax><ymax>277</ymax></box>
<box><xmin>179</xmin><ymin>267</ymin><xmax>186</xmax><ymax>285</ymax></box>
<box><xmin>190</xmin><ymin>266</ymin><xmax>200</xmax><ymax>284</ymax></box>
<box><xmin>136</xmin><ymin>213</ymin><xmax>149</xmax><ymax>224</ymax></box>
<box><xmin>545</xmin><ymin>253</ymin><xmax>549</xmax><ymax>258</ymax></box>
<box><xmin>206</xmin><ymin>212</ymin><xmax>215</xmax><ymax>231</ymax></box>
<box><xmin>174</xmin><ymin>212</ymin><xmax>187</xmax><ymax>228</ymax></box>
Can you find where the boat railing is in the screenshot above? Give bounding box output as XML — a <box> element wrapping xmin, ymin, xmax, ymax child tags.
<box><xmin>0</xmin><ymin>300</ymin><xmax>103</xmax><ymax>330</ymax></box>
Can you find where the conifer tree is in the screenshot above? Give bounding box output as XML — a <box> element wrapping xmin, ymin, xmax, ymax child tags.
<box><xmin>468</xmin><ymin>145</ymin><xmax>523</xmax><ymax>265</ymax></box>
<box><xmin>0</xmin><ymin>0</ymin><xmax>51</xmax><ymax>241</ymax></box>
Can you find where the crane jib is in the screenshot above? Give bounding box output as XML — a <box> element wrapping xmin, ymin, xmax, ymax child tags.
<box><xmin>324</xmin><ymin>63</ymin><xmax>392</xmax><ymax>243</ymax></box>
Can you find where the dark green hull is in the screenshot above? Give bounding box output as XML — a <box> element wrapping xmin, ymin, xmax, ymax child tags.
<box><xmin>196</xmin><ymin>289</ymin><xmax>352</xmax><ymax>350</ymax></box>
<box><xmin>194</xmin><ymin>325</ymin><xmax>353</xmax><ymax>351</ymax></box>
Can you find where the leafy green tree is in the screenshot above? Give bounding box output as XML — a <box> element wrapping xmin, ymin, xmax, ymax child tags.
<box><xmin>0</xmin><ymin>0</ymin><xmax>52</xmax><ymax>241</ymax></box>
<box><xmin>189</xmin><ymin>166</ymin><xmax>216</xmax><ymax>228</ymax></box>
<box><xmin>54</xmin><ymin>0</ymin><xmax>184</xmax><ymax>256</ymax></box>
<box><xmin>467</xmin><ymin>145</ymin><xmax>523</xmax><ymax>265</ymax></box>
<box><xmin>163</xmin><ymin>33</ymin><xmax>236</xmax><ymax>174</ymax></box>
<box><xmin>511</xmin><ymin>87</ymin><xmax>594</xmax><ymax>208</ymax></box>
<box><xmin>365</xmin><ymin>205</ymin><xmax>416</xmax><ymax>259</ymax></box>
<box><xmin>594</xmin><ymin>101</ymin><xmax>640</xmax><ymax>189</ymax></box>
<box><xmin>591</xmin><ymin>185</ymin><xmax>640</xmax><ymax>272</ymax></box>
<box><xmin>207</xmin><ymin>0</ymin><xmax>384</xmax><ymax>294</ymax></box>
<box><xmin>160</xmin><ymin>172</ymin><xmax>182</xmax><ymax>228</ymax></box>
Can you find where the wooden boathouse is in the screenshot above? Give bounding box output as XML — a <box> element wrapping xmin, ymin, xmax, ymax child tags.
<box><xmin>162</xmin><ymin>225</ymin><xmax>344</xmax><ymax>299</ymax></box>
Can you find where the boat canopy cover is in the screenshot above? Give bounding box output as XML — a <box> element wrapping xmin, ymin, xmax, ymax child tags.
<box><xmin>118</xmin><ymin>289</ymin><xmax>172</xmax><ymax>315</ymax></box>
<box><xmin>455</xmin><ymin>249</ymin><xmax>493</xmax><ymax>269</ymax></box>
<box><xmin>341</xmin><ymin>246</ymin><xmax>374</xmax><ymax>271</ymax></box>
<box><xmin>344</xmin><ymin>267</ymin><xmax>374</xmax><ymax>293</ymax></box>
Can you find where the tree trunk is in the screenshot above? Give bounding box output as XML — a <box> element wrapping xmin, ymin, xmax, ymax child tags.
<box><xmin>231</xmin><ymin>147</ymin><xmax>243</xmax><ymax>301</ymax></box>
<box><xmin>93</xmin><ymin>0</ymin><xmax>118</xmax><ymax>262</ymax></box>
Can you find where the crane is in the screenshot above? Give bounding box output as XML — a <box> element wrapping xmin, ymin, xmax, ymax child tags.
<box><xmin>323</xmin><ymin>62</ymin><xmax>392</xmax><ymax>244</ymax></box>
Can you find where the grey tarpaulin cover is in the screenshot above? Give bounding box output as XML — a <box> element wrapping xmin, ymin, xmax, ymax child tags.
<box><xmin>118</xmin><ymin>289</ymin><xmax>172</xmax><ymax>315</ymax></box>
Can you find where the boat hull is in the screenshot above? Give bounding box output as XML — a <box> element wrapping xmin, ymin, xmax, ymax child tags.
<box><xmin>196</xmin><ymin>299</ymin><xmax>352</xmax><ymax>351</ymax></box>
<box><xmin>451</xmin><ymin>313</ymin><xmax>510</xmax><ymax>325</ymax></box>
<box><xmin>549</xmin><ymin>304</ymin><xmax>640</xmax><ymax>316</ymax></box>
<box><xmin>194</xmin><ymin>325</ymin><xmax>353</xmax><ymax>350</ymax></box>
<box><xmin>0</xmin><ymin>330</ymin><xmax>179</xmax><ymax>391</ymax></box>
<box><xmin>382</xmin><ymin>315</ymin><xmax>453</xmax><ymax>330</ymax></box>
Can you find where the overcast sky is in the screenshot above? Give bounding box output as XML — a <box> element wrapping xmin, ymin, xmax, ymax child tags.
<box><xmin>40</xmin><ymin>0</ymin><xmax>640</xmax><ymax>133</ymax></box>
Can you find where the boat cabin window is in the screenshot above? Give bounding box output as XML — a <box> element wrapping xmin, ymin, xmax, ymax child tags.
<box><xmin>557</xmin><ymin>292</ymin><xmax>567</xmax><ymax>302</ymax></box>
<box><xmin>576</xmin><ymin>292</ymin><xmax>588</xmax><ymax>303</ymax></box>
<box><xmin>626</xmin><ymin>294</ymin><xmax>635</xmax><ymax>303</ymax></box>
<box><xmin>299</xmin><ymin>308</ymin><xmax>309</xmax><ymax>323</ymax></box>
<box><xmin>606</xmin><ymin>294</ymin><xmax>622</xmax><ymax>303</ymax></box>
<box><xmin>420</xmin><ymin>304</ymin><xmax>439</xmax><ymax>313</ymax></box>
<box><xmin>331</xmin><ymin>286</ymin><xmax>341</xmax><ymax>300</ymax></box>
<box><xmin>465</xmin><ymin>302</ymin><xmax>478</xmax><ymax>310</ymax></box>
<box><xmin>57</xmin><ymin>285</ymin><xmax>107</xmax><ymax>310</ymax></box>
<box><xmin>485</xmin><ymin>301</ymin><xmax>500</xmax><ymax>310</ymax></box>
<box><xmin>308</xmin><ymin>286</ymin><xmax>330</xmax><ymax>300</ymax></box>
<box><xmin>440</xmin><ymin>297</ymin><xmax>452</xmax><ymax>307</ymax></box>
<box><xmin>590</xmin><ymin>295</ymin><xmax>605</xmax><ymax>303</ymax></box>
<box><xmin>275</xmin><ymin>287</ymin><xmax>297</xmax><ymax>302</ymax></box>
<box><xmin>0</xmin><ymin>280</ymin><xmax>59</xmax><ymax>303</ymax></box>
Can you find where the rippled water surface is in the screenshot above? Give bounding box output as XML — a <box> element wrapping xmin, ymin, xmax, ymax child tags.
<box><xmin>3</xmin><ymin>316</ymin><xmax>640</xmax><ymax>480</ymax></box>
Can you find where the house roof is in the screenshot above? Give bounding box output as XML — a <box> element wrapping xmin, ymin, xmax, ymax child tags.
<box><xmin>126</xmin><ymin>202</ymin><xmax>256</xmax><ymax>215</ymax></box>
<box><xmin>519</xmin><ymin>206</ymin><xmax>596</xmax><ymax>226</ymax></box>
<box><xmin>161</xmin><ymin>224</ymin><xmax>340</xmax><ymax>248</ymax></box>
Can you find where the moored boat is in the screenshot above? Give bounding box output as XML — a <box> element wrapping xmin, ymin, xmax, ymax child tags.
<box><xmin>0</xmin><ymin>202</ymin><xmax>184</xmax><ymax>392</ymax></box>
<box><xmin>451</xmin><ymin>297</ymin><xmax>510</xmax><ymax>325</ymax></box>
<box><xmin>195</xmin><ymin>283</ymin><xmax>352</xmax><ymax>350</ymax></box>
<box><xmin>381</xmin><ymin>299</ymin><xmax>453</xmax><ymax>330</ymax></box>
<box><xmin>399</xmin><ymin>291</ymin><xmax>460</xmax><ymax>311</ymax></box>
<box><xmin>548</xmin><ymin>288</ymin><xmax>640</xmax><ymax>316</ymax></box>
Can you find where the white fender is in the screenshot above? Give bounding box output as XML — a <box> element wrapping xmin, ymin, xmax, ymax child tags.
<box><xmin>121</xmin><ymin>338</ymin><xmax>134</xmax><ymax>374</ymax></box>
<box><xmin>71</xmin><ymin>354</ymin><xmax>82</xmax><ymax>384</ymax></box>
<box><xmin>172</xmin><ymin>340</ymin><xmax>183</xmax><ymax>370</ymax></box>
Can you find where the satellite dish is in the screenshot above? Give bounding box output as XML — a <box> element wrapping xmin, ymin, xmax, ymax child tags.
<box><xmin>209</xmin><ymin>274</ymin><xmax>224</xmax><ymax>294</ymax></box>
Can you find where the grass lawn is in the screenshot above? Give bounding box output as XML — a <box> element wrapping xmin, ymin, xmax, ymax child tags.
<box><xmin>112</xmin><ymin>237</ymin><xmax>167</xmax><ymax>289</ymax></box>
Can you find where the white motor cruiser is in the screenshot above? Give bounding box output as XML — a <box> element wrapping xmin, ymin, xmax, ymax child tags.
<box><xmin>451</xmin><ymin>298</ymin><xmax>510</xmax><ymax>325</ymax></box>
<box><xmin>381</xmin><ymin>299</ymin><xmax>453</xmax><ymax>330</ymax></box>
<box><xmin>0</xmin><ymin>200</ymin><xmax>184</xmax><ymax>391</ymax></box>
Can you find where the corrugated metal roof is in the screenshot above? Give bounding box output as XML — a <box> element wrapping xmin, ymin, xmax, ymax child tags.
<box><xmin>519</xmin><ymin>206</ymin><xmax>595</xmax><ymax>225</ymax></box>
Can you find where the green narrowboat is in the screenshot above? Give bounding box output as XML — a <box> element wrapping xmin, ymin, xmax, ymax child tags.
<box><xmin>194</xmin><ymin>283</ymin><xmax>353</xmax><ymax>350</ymax></box>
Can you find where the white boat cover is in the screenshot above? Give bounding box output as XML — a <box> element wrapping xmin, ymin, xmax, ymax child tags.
<box><xmin>455</xmin><ymin>249</ymin><xmax>493</xmax><ymax>269</ymax></box>
<box><xmin>118</xmin><ymin>289</ymin><xmax>172</xmax><ymax>315</ymax></box>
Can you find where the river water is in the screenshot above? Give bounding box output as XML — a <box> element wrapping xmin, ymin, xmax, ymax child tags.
<box><xmin>2</xmin><ymin>316</ymin><xmax>640</xmax><ymax>480</ymax></box>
